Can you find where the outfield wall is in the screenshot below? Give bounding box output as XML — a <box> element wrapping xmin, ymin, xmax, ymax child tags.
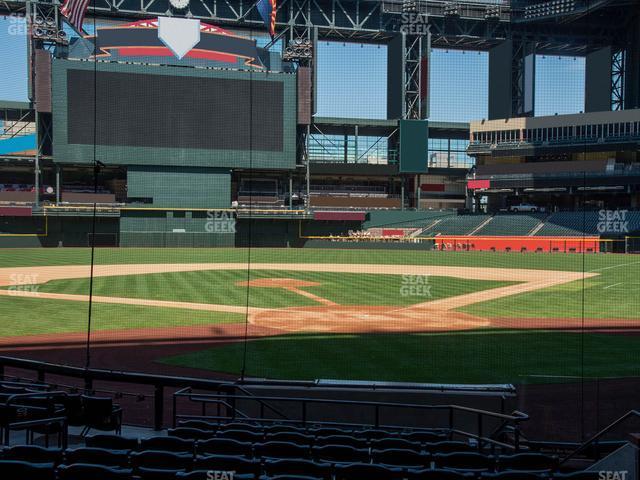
<box><xmin>434</xmin><ymin>235</ymin><xmax>601</xmax><ymax>253</ymax></box>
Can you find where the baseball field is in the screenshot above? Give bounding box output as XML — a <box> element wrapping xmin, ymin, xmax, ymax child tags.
<box><xmin>0</xmin><ymin>247</ymin><xmax>639</xmax><ymax>385</ymax></box>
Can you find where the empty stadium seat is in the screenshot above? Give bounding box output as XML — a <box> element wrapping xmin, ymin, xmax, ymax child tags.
<box><xmin>311</xmin><ymin>444</ymin><xmax>369</xmax><ymax>463</ymax></box>
<box><xmin>86</xmin><ymin>434</ymin><xmax>139</xmax><ymax>450</ymax></box>
<box><xmin>308</xmin><ymin>427</ymin><xmax>352</xmax><ymax>437</ymax></box>
<box><xmin>315</xmin><ymin>434</ymin><xmax>368</xmax><ymax>449</ymax></box>
<box><xmin>193</xmin><ymin>454</ymin><xmax>261</xmax><ymax>476</ymax></box>
<box><xmin>434</xmin><ymin>451</ymin><xmax>495</xmax><ymax>472</ymax></box>
<box><xmin>57</xmin><ymin>463</ymin><xmax>133</xmax><ymax>480</ymax></box>
<box><xmin>426</xmin><ymin>441</ymin><xmax>476</xmax><ymax>453</ymax></box>
<box><xmin>262</xmin><ymin>458</ymin><xmax>332</xmax><ymax>480</ymax></box>
<box><xmin>137</xmin><ymin>466</ymin><xmax>190</xmax><ymax>480</ymax></box>
<box><xmin>265</xmin><ymin>425</ymin><xmax>305</xmax><ymax>435</ymax></box>
<box><xmin>406</xmin><ymin>468</ymin><xmax>475</xmax><ymax>479</ymax></box>
<box><xmin>482</xmin><ymin>471</ymin><xmax>548</xmax><ymax>479</ymax></box>
<box><xmin>370</xmin><ymin>437</ymin><xmax>422</xmax><ymax>451</ymax></box>
<box><xmin>139</xmin><ymin>436</ymin><xmax>195</xmax><ymax>453</ymax></box>
<box><xmin>130</xmin><ymin>450</ymin><xmax>193</xmax><ymax>472</ymax></box>
<box><xmin>371</xmin><ymin>448</ymin><xmax>430</xmax><ymax>469</ymax></box>
<box><xmin>0</xmin><ymin>459</ymin><xmax>56</xmax><ymax>480</ymax></box>
<box><xmin>178</xmin><ymin>420</ymin><xmax>219</xmax><ymax>431</ymax></box>
<box><xmin>357</xmin><ymin>428</ymin><xmax>397</xmax><ymax>440</ymax></box>
<box><xmin>2</xmin><ymin>445</ymin><xmax>63</xmax><ymax>464</ymax></box>
<box><xmin>178</xmin><ymin>472</ymin><xmax>255</xmax><ymax>480</ymax></box>
<box><xmin>334</xmin><ymin>462</ymin><xmax>404</xmax><ymax>480</ymax></box>
<box><xmin>63</xmin><ymin>447</ymin><xmax>130</xmax><ymax>468</ymax></box>
<box><xmin>496</xmin><ymin>453</ymin><xmax>558</xmax><ymax>472</ymax></box>
<box><xmin>168</xmin><ymin>427</ymin><xmax>216</xmax><ymax>440</ymax></box>
<box><xmin>401</xmin><ymin>430</ymin><xmax>448</xmax><ymax>443</ymax></box>
<box><xmin>265</xmin><ymin>431</ymin><xmax>314</xmax><ymax>445</ymax></box>
<box><xmin>81</xmin><ymin>396</ymin><xmax>123</xmax><ymax>435</ymax></box>
<box><xmin>217</xmin><ymin>428</ymin><xmax>264</xmax><ymax>442</ymax></box>
<box><xmin>554</xmin><ymin>472</ymin><xmax>602</xmax><ymax>479</ymax></box>
<box><xmin>196</xmin><ymin>438</ymin><xmax>254</xmax><ymax>457</ymax></box>
<box><xmin>254</xmin><ymin>441</ymin><xmax>311</xmax><ymax>460</ymax></box>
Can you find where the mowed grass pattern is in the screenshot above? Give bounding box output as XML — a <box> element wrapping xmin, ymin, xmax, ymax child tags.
<box><xmin>0</xmin><ymin>295</ymin><xmax>242</xmax><ymax>337</ymax></box>
<box><xmin>160</xmin><ymin>330</ymin><xmax>640</xmax><ymax>384</ymax></box>
<box><xmin>35</xmin><ymin>270</ymin><xmax>512</xmax><ymax>308</ymax></box>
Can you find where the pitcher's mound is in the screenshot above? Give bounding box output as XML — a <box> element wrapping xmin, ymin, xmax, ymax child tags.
<box><xmin>249</xmin><ymin>305</ymin><xmax>489</xmax><ymax>333</ymax></box>
<box><xmin>236</xmin><ymin>278</ymin><xmax>321</xmax><ymax>288</ymax></box>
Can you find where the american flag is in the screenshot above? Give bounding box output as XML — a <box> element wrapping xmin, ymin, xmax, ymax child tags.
<box><xmin>60</xmin><ymin>0</ymin><xmax>91</xmax><ymax>32</ymax></box>
<box><xmin>257</xmin><ymin>0</ymin><xmax>277</xmax><ymax>39</ymax></box>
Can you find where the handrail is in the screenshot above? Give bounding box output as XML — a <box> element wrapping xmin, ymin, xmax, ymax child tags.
<box><xmin>174</xmin><ymin>390</ymin><xmax>529</xmax><ymax>422</ymax></box>
<box><xmin>227</xmin><ymin>385</ymin><xmax>291</xmax><ymax>422</ymax></box>
<box><xmin>0</xmin><ymin>355</ymin><xmax>526</xmax><ymax>444</ymax></box>
<box><xmin>174</xmin><ymin>389</ymin><xmax>528</xmax><ymax>451</ymax></box>
<box><xmin>560</xmin><ymin>409</ymin><xmax>640</xmax><ymax>465</ymax></box>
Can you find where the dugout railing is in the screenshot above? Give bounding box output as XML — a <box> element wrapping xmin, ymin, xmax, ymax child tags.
<box><xmin>0</xmin><ymin>356</ymin><xmax>528</xmax><ymax>452</ymax></box>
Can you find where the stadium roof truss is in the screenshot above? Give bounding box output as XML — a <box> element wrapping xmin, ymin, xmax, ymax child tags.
<box><xmin>0</xmin><ymin>0</ymin><xmax>628</xmax><ymax>53</ymax></box>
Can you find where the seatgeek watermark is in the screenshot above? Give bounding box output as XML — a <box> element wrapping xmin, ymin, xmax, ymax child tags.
<box><xmin>400</xmin><ymin>12</ymin><xmax>430</xmax><ymax>35</ymax></box>
<box><xmin>3</xmin><ymin>14</ymin><xmax>28</xmax><ymax>36</ymax></box>
<box><xmin>400</xmin><ymin>274</ymin><xmax>432</xmax><ymax>298</ymax></box>
<box><xmin>206</xmin><ymin>471</ymin><xmax>235</xmax><ymax>480</ymax></box>
<box><xmin>599</xmin><ymin>471</ymin><xmax>628</xmax><ymax>480</ymax></box>
<box><xmin>597</xmin><ymin>209</ymin><xmax>629</xmax><ymax>234</ymax></box>
<box><xmin>8</xmin><ymin>273</ymin><xmax>40</xmax><ymax>297</ymax></box>
<box><xmin>205</xmin><ymin>210</ymin><xmax>236</xmax><ymax>234</ymax></box>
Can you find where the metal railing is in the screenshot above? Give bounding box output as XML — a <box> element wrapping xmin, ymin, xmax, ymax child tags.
<box><xmin>0</xmin><ymin>356</ymin><xmax>527</xmax><ymax>451</ymax></box>
<box><xmin>173</xmin><ymin>388</ymin><xmax>528</xmax><ymax>452</ymax></box>
<box><xmin>560</xmin><ymin>410</ymin><xmax>640</xmax><ymax>465</ymax></box>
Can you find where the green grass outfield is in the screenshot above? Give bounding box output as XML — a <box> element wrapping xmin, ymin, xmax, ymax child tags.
<box><xmin>1</xmin><ymin>247</ymin><xmax>639</xmax><ymax>383</ymax></box>
<box><xmin>160</xmin><ymin>329</ymin><xmax>640</xmax><ymax>384</ymax></box>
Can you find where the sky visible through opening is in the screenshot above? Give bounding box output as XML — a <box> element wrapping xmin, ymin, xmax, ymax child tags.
<box><xmin>1</xmin><ymin>16</ymin><xmax>586</xmax><ymax>123</ymax></box>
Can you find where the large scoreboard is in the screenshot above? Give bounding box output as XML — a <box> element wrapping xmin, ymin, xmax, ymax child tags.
<box><xmin>52</xmin><ymin>59</ymin><xmax>297</xmax><ymax>170</ymax></box>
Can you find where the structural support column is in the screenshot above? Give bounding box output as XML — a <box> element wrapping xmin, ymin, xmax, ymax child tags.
<box><xmin>585</xmin><ymin>47</ymin><xmax>613</xmax><ymax>112</ymax></box>
<box><xmin>489</xmin><ymin>39</ymin><xmax>535</xmax><ymax>119</ymax></box>
<box><xmin>56</xmin><ymin>165</ymin><xmax>61</xmax><ymax>205</ymax></box>
<box><xmin>387</xmin><ymin>28</ymin><xmax>430</xmax><ymax>120</ymax></box>
<box><xmin>625</xmin><ymin>14</ymin><xmax>640</xmax><ymax>109</ymax></box>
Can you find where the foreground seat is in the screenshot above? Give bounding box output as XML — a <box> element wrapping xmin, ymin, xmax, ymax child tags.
<box><xmin>194</xmin><ymin>454</ymin><xmax>261</xmax><ymax>476</ymax></box>
<box><xmin>312</xmin><ymin>444</ymin><xmax>369</xmax><ymax>464</ymax></box>
<box><xmin>86</xmin><ymin>434</ymin><xmax>139</xmax><ymax>451</ymax></box>
<box><xmin>372</xmin><ymin>448</ymin><xmax>431</xmax><ymax>469</ymax></box>
<box><xmin>426</xmin><ymin>441</ymin><xmax>476</xmax><ymax>454</ymax></box>
<box><xmin>0</xmin><ymin>459</ymin><xmax>56</xmax><ymax>480</ymax></box>
<box><xmin>169</xmin><ymin>428</ymin><xmax>215</xmax><ymax>441</ymax></box>
<box><xmin>81</xmin><ymin>396</ymin><xmax>123</xmax><ymax>436</ymax></box>
<box><xmin>554</xmin><ymin>472</ymin><xmax>602</xmax><ymax>479</ymax></box>
<box><xmin>57</xmin><ymin>463</ymin><xmax>133</xmax><ymax>480</ymax></box>
<box><xmin>265</xmin><ymin>431</ymin><xmax>314</xmax><ymax>445</ymax></box>
<box><xmin>315</xmin><ymin>435</ymin><xmax>368</xmax><ymax>449</ymax></box>
<box><xmin>496</xmin><ymin>453</ymin><xmax>558</xmax><ymax>472</ymax></box>
<box><xmin>2</xmin><ymin>445</ymin><xmax>63</xmax><ymax>464</ymax></box>
<box><xmin>334</xmin><ymin>462</ymin><xmax>404</xmax><ymax>480</ymax></box>
<box><xmin>196</xmin><ymin>438</ymin><xmax>253</xmax><ymax>457</ymax></box>
<box><xmin>140</xmin><ymin>436</ymin><xmax>195</xmax><ymax>454</ymax></box>
<box><xmin>370</xmin><ymin>437</ymin><xmax>422</xmax><ymax>452</ymax></box>
<box><xmin>255</xmin><ymin>441</ymin><xmax>310</xmax><ymax>460</ymax></box>
<box><xmin>263</xmin><ymin>458</ymin><xmax>332</xmax><ymax>480</ymax></box>
<box><xmin>407</xmin><ymin>468</ymin><xmax>475</xmax><ymax>479</ymax></box>
<box><xmin>178</xmin><ymin>472</ymin><xmax>255</xmax><ymax>480</ymax></box>
<box><xmin>402</xmin><ymin>430</ymin><xmax>448</xmax><ymax>443</ymax></box>
<box><xmin>482</xmin><ymin>471</ymin><xmax>548</xmax><ymax>479</ymax></box>
<box><xmin>130</xmin><ymin>450</ymin><xmax>193</xmax><ymax>472</ymax></box>
<box><xmin>217</xmin><ymin>429</ymin><xmax>264</xmax><ymax>443</ymax></box>
<box><xmin>434</xmin><ymin>452</ymin><xmax>494</xmax><ymax>472</ymax></box>
<box><xmin>64</xmin><ymin>447</ymin><xmax>130</xmax><ymax>468</ymax></box>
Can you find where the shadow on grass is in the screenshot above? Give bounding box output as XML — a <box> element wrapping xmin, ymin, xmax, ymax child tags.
<box><xmin>158</xmin><ymin>329</ymin><xmax>640</xmax><ymax>384</ymax></box>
